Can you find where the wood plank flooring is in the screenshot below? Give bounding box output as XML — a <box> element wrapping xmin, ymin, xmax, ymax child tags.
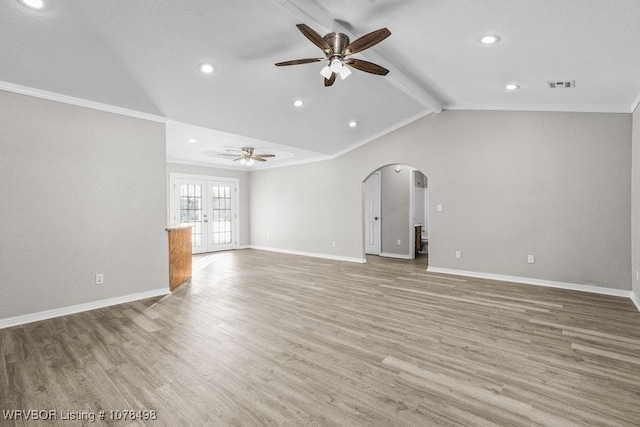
<box><xmin>2</xmin><ymin>249</ymin><xmax>640</xmax><ymax>426</ymax></box>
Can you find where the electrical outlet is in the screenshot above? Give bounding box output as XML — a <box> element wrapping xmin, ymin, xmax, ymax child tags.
<box><xmin>455</xmin><ymin>251</ymin><xmax>461</xmax><ymax>259</ymax></box>
<box><xmin>636</xmin><ymin>270</ymin><xmax>639</xmax><ymax>282</ymax></box>
<box><xmin>397</xmin><ymin>239</ymin><xmax>402</xmax><ymax>245</ymax></box>
<box><xmin>332</xmin><ymin>241</ymin><xmax>336</xmax><ymax>248</ymax></box>
<box><xmin>528</xmin><ymin>254</ymin><xmax>535</xmax><ymax>264</ymax></box>
<box><xmin>437</xmin><ymin>204</ymin><xmax>443</xmax><ymax>212</ymax></box>
<box><xmin>95</xmin><ymin>273</ymin><xmax>104</xmax><ymax>285</ymax></box>
<box><xmin>266</xmin><ymin>234</ymin><xmax>269</xmax><ymax>241</ymax></box>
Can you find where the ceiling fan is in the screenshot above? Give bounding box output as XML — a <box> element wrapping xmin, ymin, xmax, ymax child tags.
<box><xmin>275</xmin><ymin>24</ymin><xmax>391</xmax><ymax>87</ymax></box>
<box><xmin>218</xmin><ymin>147</ymin><xmax>275</xmax><ymax>166</ymax></box>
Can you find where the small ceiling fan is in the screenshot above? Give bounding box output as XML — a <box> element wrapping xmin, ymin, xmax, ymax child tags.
<box><xmin>218</xmin><ymin>147</ymin><xmax>275</xmax><ymax>166</ymax></box>
<box><xmin>275</xmin><ymin>24</ymin><xmax>391</xmax><ymax>87</ymax></box>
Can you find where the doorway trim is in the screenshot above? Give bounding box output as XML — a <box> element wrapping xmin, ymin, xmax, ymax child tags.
<box><xmin>409</xmin><ymin>168</ymin><xmax>416</xmax><ymax>259</ymax></box>
<box><xmin>361</xmin><ymin>164</ymin><xmax>429</xmax><ymax>264</ymax></box>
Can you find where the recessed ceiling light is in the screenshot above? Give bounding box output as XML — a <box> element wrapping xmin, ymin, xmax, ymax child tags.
<box><xmin>505</xmin><ymin>83</ymin><xmax>520</xmax><ymax>91</ymax></box>
<box><xmin>199</xmin><ymin>63</ymin><xmax>215</xmax><ymax>74</ymax></box>
<box><xmin>480</xmin><ymin>35</ymin><xmax>500</xmax><ymax>44</ymax></box>
<box><xmin>20</xmin><ymin>0</ymin><xmax>44</xmax><ymax>9</ymax></box>
<box><xmin>348</xmin><ymin>121</ymin><xmax>358</xmax><ymax>128</ymax></box>
<box><xmin>188</xmin><ymin>138</ymin><xmax>198</xmax><ymax>143</ymax></box>
<box><xmin>293</xmin><ymin>99</ymin><xmax>304</xmax><ymax>107</ymax></box>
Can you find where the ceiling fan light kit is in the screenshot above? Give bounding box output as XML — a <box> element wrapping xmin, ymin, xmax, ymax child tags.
<box><xmin>339</xmin><ymin>66</ymin><xmax>351</xmax><ymax>80</ymax></box>
<box><xmin>320</xmin><ymin>65</ymin><xmax>332</xmax><ymax>79</ymax></box>
<box><xmin>275</xmin><ymin>23</ymin><xmax>391</xmax><ymax>87</ymax></box>
<box><xmin>330</xmin><ymin>58</ymin><xmax>343</xmax><ymax>74</ymax></box>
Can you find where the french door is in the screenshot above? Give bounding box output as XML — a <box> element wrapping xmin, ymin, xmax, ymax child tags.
<box><xmin>171</xmin><ymin>176</ymin><xmax>238</xmax><ymax>254</ymax></box>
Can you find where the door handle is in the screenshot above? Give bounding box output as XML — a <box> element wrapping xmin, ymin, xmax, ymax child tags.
<box><xmin>374</xmin><ymin>217</ymin><xmax>379</xmax><ymax>220</ymax></box>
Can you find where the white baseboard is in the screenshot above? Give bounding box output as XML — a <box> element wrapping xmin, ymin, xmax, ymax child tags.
<box><xmin>0</xmin><ymin>288</ymin><xmax>170</xmax><ymax>330</ymax></box>
<box><xmin>249</xmin><ymin>246</ymin><xmax>366</xmax><ymax>264</ymax></box>
<box><xmin>427</xmin><ymin>266</ymin><xmax>634</xmax><ymax>299</ymax></box>
<box><xmin>427</xmin><ymin>266</ymin><xmax>640</xmax><ymax>311</ymax></box>
<box><xmin>380</xmin><ymin>252</ymin><xmax>412</xmax><ymax>260</ymax></box>
<box><xmin>429</xmin><ymin>266</ymin><xmax>640</xmax><ymax>314</ymax></box>
<box><xmin>632</xmin><ymin>292</ymin><xmax>640</xmax><ymax>312</ymax></box>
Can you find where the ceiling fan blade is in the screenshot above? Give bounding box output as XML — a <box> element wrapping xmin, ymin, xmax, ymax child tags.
<box><xmin>255</xmin><ymin>154</ymin><xmax>275</xmax><ymax>158</ymax></box>
<box><xmin>252</xmin><ymin>156</ymin><xmax>267</xmax><ymax>162</ymax></box>
<box><xmin>232</xmin><ymin>157</ymin><xmax>243</xmax><ymax>161</ymax></box>
<box><xmin>275</xmin><ymin>58</ymin><xmax>325</xmax><ymax>66</ymax></box>
<box><xmin>345</xmin><ymin>58</ymin><xmax>389</xmax><ymax>76</ymax></box>
<box><xmin>343</xmin><ymin>28</ymin><xmax>391</xmax><ymax>55</ymax></box>
<box><xmin>296</xmin><ymin>24</ymin><xmax>332</xmax><ymax>53</ymax></box>
<box><xmin>324</xmin><ymin>73</ymin><xmax>336</xmax><ymax>87</ymax></box>
<box><xmin>218</xmin><ymin>153</ymin><xmax>240</xmax><ymax>157</ymax></box>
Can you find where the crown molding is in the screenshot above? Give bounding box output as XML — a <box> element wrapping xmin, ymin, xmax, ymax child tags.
<box><xmin>252</xmin><ymin>154</ymin><xmax>332</xmax><ymax>170</ymax></box>
<box><xmin>330</xmin><ymin>109</ymin><xmax>433</xmax><ymax>159</ymax></box>
<box><xmin>0</xmin><ymin>81</ymin><xmax>166</xmax><ymax>123</ymax></box>
<box><xmin>166</xmin><ymin>158</ymin><xmax>254</xmax><ymax>171</ymax></box>
<box><xmin>444</xmin><ymin>103</ymin><xmax>633</xmax><ymax>114</ymax></box>
<box><xmin>167</xmin><ymin>153</ymin><xmax>332</xmax><ymax>172</ymax></box>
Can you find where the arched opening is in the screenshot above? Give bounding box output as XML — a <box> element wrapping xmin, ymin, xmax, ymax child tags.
<box><xmin>362</xmin><ymin>164</ymin><xmax>429</xmax><ymax>266</ymax></box>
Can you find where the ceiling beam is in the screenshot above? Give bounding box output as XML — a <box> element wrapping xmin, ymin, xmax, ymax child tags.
<box><xmin>269</xmin><ymin>0</ymin><xmax>443</xmax><ymax>113</ymax></box>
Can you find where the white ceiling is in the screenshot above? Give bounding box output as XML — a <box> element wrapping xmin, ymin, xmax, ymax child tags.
<box><xmin>3</xmin><ymin>0</ymin><xmax>640</xmax><ymax>169</ymax></box>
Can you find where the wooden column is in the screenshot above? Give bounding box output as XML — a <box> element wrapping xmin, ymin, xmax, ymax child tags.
<box><xmin>167</xmin><ymin>227</ymin><xmax>192</xmax><ymax>291</ymax></box>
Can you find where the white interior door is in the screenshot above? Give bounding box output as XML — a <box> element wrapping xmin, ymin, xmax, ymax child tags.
<box><xmin>172</xmin><ymin>176</ymin><xmax>238</xmax><ymax>254</ymax></box>
<box><xmin>364</xmin><ymin>172</ymin><xmax>381</xmax><ymax>255</ymax></box>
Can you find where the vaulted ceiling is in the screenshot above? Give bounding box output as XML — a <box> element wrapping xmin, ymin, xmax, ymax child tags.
<box><xmin>3</xmin><ymin>0</ymin><xmax>640</xmax><ymax>169</ymax></box>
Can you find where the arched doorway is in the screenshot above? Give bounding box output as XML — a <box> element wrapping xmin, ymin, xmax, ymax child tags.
<box><xmin>363</xmin><ymin>164</ymin><xmax>429</xmax><ymax>265</ymax></box>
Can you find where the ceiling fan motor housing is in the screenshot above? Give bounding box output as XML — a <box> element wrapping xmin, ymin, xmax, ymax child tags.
<box><xmin>324</xmin><ymin>32</ymin><xmax>350</xmax><ymax>58</ymax></box>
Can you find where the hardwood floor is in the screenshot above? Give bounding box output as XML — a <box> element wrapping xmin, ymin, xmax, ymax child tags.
<box><xmin>2</xmin><ymin>249</ymin><xmax>640</xmax><ymax>426</ymax></box>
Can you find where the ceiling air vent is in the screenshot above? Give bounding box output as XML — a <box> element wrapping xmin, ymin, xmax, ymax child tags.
<box><xmin>547</xmin><ymin>80</ymin><xmax>575</xmax><ymax>89</ymax></box>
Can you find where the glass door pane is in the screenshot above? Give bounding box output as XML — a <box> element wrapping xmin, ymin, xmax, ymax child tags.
<box><xmin>207</xmin><ymin>182</ymin><xmax>236</xmax><ymax>251</ymax></box>
<box><xmin>175</xmin><ymin>179</ymin><xmax>209</xmax><ymax>254</ymax></box>
<box><xmin>171</xmin><ymin>176</ymin><xmax>237</xmax><ymax>254</ymax></box>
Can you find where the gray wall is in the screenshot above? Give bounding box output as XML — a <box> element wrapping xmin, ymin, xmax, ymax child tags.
<box><xmin>380</xmin><ymin>165</ymin><xmax>411</xmax><ymax>256</ymax></box>
<box><xmin>250</xmin><ymin>159</ymin><xmax>364</xmax><ymax>259</ymax></box>
<box><xmin>0</xmin><ymin>90</ymin><xmax>168</xmax><ymax>319</ymax></box>
<box><xmin>632</xmin><ymin>105</ymin><xmax>640</xmax><ymax>299</ymax></box>
<box><xmin>166</xmin><ymin>163</ymin><xmax>250</xmax><ymax>247</ymax></box>
<box><xmin>250</xmin><ymin>110</ymin><xmax>632</xmax><ymax>290</ymax></box>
